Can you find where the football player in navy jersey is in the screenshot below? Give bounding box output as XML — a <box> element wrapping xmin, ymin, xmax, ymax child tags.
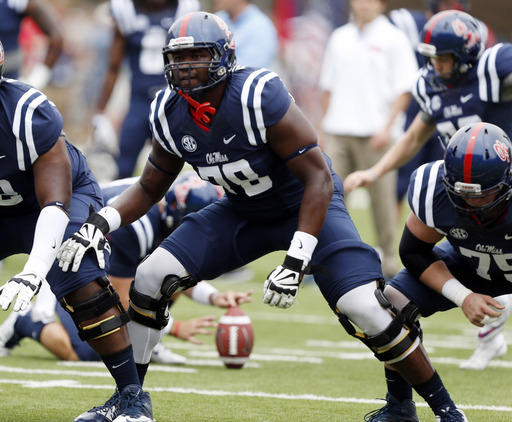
<box><xmin>345</xmin><ymin>9</ymin><xmax>512</xmax><ymax>191</ymax></box>
<box><xmin>364</xmin><ymin>122</ymin><xmax>511</xmax><ymax>421</ymax></box>
<box><xmin>0</xmin><ymin>41</ymin><xmax>153</xmax><ymax>422</ymax></box>
<box><xmin>58</xmin><ymin>12</ymin><xmax>467</xmax><ymax>421</ymax></box>
<box><xmin>345</xmin><ymin>9</ymin><xmax>512</xmax><ymax>372</ymax></box>
<box><xmin>388</xmin><ymin>0</ymin><xmax>496</xmax><ymax>216</ymax></box>
<box><xmin>91</xmin><ymin>0</ymin><xmax>200</xmax><ymax>179</ymax></box>
<box><xmin>0</xmin><ymin>171</ymin><xmax>252</xmax><ymax>365</ymax></box>
<box><xmin>0</xmin><ymin>0</ymin><xmax>63</xmax><ymax>89</ymax></box>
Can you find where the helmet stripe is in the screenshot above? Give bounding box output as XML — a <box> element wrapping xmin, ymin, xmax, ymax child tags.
<box><xmin>424</xmin><ymin>10</ymin><xmax>454</xmax><ymax>44</ymax></box>
<box><xmin>463</xmin><ymin>123</ymin><xmax>485</xmax><ymax>183</ymax></box>
<box><xmin>178</xmin><ymin>12</ymin><xmax>194</xmax><ymax>37</ymax></box>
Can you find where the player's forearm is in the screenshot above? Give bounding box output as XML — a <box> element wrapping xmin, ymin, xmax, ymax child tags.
<box><xmin>24</xmin><ymin>205</ymin><xmax>69</xmax><ymax>277</ymax></box>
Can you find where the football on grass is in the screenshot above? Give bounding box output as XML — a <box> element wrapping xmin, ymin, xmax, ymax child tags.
<box><xmin>216</xmin><ymin>306</ymin><xmax>254</xmax><ymax>369</ymax></box>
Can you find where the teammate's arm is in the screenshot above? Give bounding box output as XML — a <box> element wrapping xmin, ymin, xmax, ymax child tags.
<box><xmin>343</xmin><ymin>113</ymin><xmax>437</xmax><ymax>192</ymax></box>
<box><xmin>58</xmin><ymin>140</ymin><xmax>184</xmax><ymax>272</ymax></box>
<box><xmin>402</xmin><ymin>212</ymin><xmax>503</xmax><ymax>326</ymax></box>
<box><xmin>263</xmin><ymin>101</ymin><xmax>333</xmax><ymax>308</ymax></box>
<box><xmin>0</xmin><ymin>136</ymin><xmax>71</xmax><ymax>310</ymax></box>
<box><xmin>23</xmin><ymin>0</ymin><xmax>63</xmax><ymax>89</ymax></box>
<box><xmin>267</xmin><ymin>101</ymin><xmax>333</xmax><ymax>238</ymax></box>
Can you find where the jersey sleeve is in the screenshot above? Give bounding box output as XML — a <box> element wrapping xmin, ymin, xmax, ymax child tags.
<box><xmin>407</xmin><ymin>160</ymin><xmax>445</xmax><ymax>228</ymax></box>
<box><xmin>412</xmin><ymin>68</ymin><xmax>433</xmax><ymax>116</ymax></box>
<box><xmin>13</xmin><ymin>89</ymin><xmax>64</xmax><ymax>166</ymax></box>
<box><xmin>239</xmin><ymin>68</ymin><xmax>292</xmax><ymax>146</ymax></box>
<box><xmin>149</xmin><ymin>87</ymin><xmax>183</xmax><ymax>157</ymax></box>
<box><xmin>477</xmin><ymin>43</ymin><xmax>512</xmax><ymax>103</ymax></box>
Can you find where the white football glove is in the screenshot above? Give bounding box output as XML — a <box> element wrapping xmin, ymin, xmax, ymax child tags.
<box><xmin>57</xmin><ymin>211</ymin><xmax>109</xmax><ymax>272</ymax></box>
<box><xmin>263</xmin><ymin>255</ymin><xmax>304</xmax><ymax>308</ymax></box>
<box><xmin>0</xmin><ymin>271</ymin><xmax>44</xmax><ymax>311</ymax></box>
<box><xmin>91</xmin><ymin>113</ymin><xmax>119</xmax><ymax>155</ymax></box>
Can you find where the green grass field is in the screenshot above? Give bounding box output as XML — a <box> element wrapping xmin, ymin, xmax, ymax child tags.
<box><xmin>0</xmin><ymin>205</ymin><xmax>511</xmax><ymax>421</ymax></box>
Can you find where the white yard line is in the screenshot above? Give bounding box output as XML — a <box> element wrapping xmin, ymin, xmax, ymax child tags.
<box><xmin>0</xmin><ymin>378</ymin><xmax>510</xmax><ymax>413</ymax></box>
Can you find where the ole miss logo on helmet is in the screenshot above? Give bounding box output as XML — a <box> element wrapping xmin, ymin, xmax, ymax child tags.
<box><xmin>494</xmin><ymin>140</ymin><xmax>511</xmax><ymax>162</ymax></box>
<box><xmin>451</xmin><ymin>18</ymin><xmax>480</xmax><ymax>49</ymax></box>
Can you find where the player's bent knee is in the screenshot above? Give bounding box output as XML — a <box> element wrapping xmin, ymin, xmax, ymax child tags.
<box><xmin>335</xmin><ymin>281</ymin><xmax>421</xmax><ymax>363</ymax></box>
<box><xmin>134</xmin><ymin>247</ymin><xmax>190</xmax><ymax>297</ymax></box>
<box><xmin>59</xmin><ymin>276</ymin><xmax>129</xmax><ymax>342</ymax></box>
<box><xmin>128</xmin><ymin>274</ymin><xmax>198</xmax><ymax>330</ymax></box>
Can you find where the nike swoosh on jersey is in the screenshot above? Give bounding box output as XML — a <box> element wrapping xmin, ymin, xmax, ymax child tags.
<box><xmin>223</xmin><ymin>135</ymin><xmax>236</xmax><ymax>144</ymax></box>
<box><xmin>0</xmin><ymin>156</ymin><xmax>6</xmax><ymax>159</ymax></box>
<box><xmin>460</xmin><ymin>93</ymin><xmax>474</xmax><ymax>103</ymax></box>
<box><xmin>505</xmin><ymin>234</ymin><xmax>512</xmax><ymax>240</ymax></box>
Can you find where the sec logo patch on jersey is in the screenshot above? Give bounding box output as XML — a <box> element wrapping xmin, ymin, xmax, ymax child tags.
<box><xmin>216</xmin><ymin>306</ymin><xmax>254</xmax><ymax>369</ymax></box>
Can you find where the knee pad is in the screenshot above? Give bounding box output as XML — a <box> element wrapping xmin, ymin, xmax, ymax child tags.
<box><xmin>336</xmin><ymin>281</ymin><xmax>421</xmax><ymax>362</ymax></box>
<box><xmin>128</xmin><ymin>274</ymin><xmax>197</xmax><ymax>330</ymax></box>
<box><xmin>59</xmin><ymin>276</ymin><xmax>130</xmax><ymax>342</ymax></box>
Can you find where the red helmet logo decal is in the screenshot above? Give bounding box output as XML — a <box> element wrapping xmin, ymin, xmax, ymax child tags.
<box><xmin>451</xmin><ymin>18</ymin><xmax>479</xmax><ymax>49</ymax></box>
<box><xmin>494</xmin><ymin>140</ymin><xmax>511</xmax><ymax>162</ymax></box>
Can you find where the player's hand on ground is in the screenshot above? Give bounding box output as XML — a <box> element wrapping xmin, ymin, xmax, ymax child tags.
<box><xmin>263</xmin><ymin>258</ymin><xmax>303</xmax><ymax>308</ymax></box>
<box><xmin>0</xmin><ymin>271</ymin><xmax>43</xmax><ymax>311</ymax></box>
<box><xmin>212</xmin><ymin>289</ymin><xmax>254</xmax><ymax>308</ymax></box>
<box><xmin>343</xmin><ymin>170</ymin><xmax>376</xmax><ymax>193</ymax></box>
<box><xmin>171</xmin><ymin>316</ymin><xmax>217</xmax><ymax>345</ymax></box>
<box><xmin>57</xmin><ymin>212</ymin><xmax>109</xmax><ymax>272</ymax></box>
<box><xmin>461</xmin><ymin>293</ymin><xmax>504</xmax><ymax>327</ymax></box>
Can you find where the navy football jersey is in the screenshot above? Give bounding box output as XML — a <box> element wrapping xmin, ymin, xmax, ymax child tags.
<box><xmin>413</xmin><ymin>43</ymin><xmax>512</xmax><ymax>144</ymax></box>
<box><xmin>0</xmin><ymin>78</ymin><xmax>63</xmax><ymax>216</ymax></box>
<box><xmin>110</xmin><ymin>0</ymin><xmax>199</xmax><ymax>97</ymax></box>
<box><xmin>0</xmin><ymin>0</ymin><xmax>27</xmax><ymax>78</ymax></box>
<box><xmin>408</xmin><ymin>160</ymin><xmax>512</xmax><ymax>288</ymax></box>
<box><xmin>150</xmin><ymin>66</ymin><xmax>310</xmax><ymax>222</ymax></box>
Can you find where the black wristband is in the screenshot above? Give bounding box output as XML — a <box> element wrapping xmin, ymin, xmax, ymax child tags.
<box><xmin>85</xmin><ymin>212</ymin><xmax>110</xmax><ymax>235</ymax></box>
<box><xmin>283</xmin><ymin>255</ymin><xmax>303</xmax><ymax>272</ymax></box>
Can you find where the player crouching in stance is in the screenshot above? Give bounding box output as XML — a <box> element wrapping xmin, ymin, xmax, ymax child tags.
<box><xmin>0</xmin><ymin>41</ymin><xmax>152</xmax><ymax>421</ymax></box>
<box><xmin>366</xmin><ymin>122</ymin><xmax>512</xmax><ymax>421</ymax></box>
<box><xmin>58</xmin><ymin>12</ymin><xmax>465</xmax><ymax>421</ymax></box>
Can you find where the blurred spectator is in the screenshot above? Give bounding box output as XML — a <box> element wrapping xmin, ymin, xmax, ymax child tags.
<box><xmin>274</xmin><ymin>0</ymin><xmax>347</xmax><ymax>127</ymax></box>
<box><xmin>1</xmin><ymin>0</ymin><xmax>63</xmax><ymax>90</ymax></box>
<box><xmin>213</xmin><ymin>0</ymin><xmax>278</xmax><ymax>69</ymax></box>
<box><xmin>318</xmin><ymin>0</ymin><xmax>418</xmax><ymax>279</ymax></box>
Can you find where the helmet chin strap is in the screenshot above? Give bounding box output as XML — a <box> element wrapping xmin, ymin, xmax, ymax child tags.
<box><xmin>178</xmin><ymin>91</ymin><xmax>216</xmax><ymax>126</ymax></box>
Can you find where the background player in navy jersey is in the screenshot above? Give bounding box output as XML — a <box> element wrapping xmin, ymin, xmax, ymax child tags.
<box><xmin>58</xmin><ymin>11</ymin><xmax>467</xmax><ymax>421</ymax></box>
<box><xmin>0</xmin><ymin>0</ymin><xmax>63</xmax><ymax>89</ymax></box>
<box><xmin>364</xmin><ymin>122</ymin><xmax>511</xmax><ymax>421</ymax></box>
<box><xmin>0</xmin><ymin>41</ymin><xmax>152</xmax><ymax>422</ymax></box>
<box><xmin>91</xmin><ymin>0</ymin><xmax>200</xmax><ymax>179</ymax></box>
<box><xmin>0</xmin><ymin>171</ymin><xmax>253</xmax><ymax>364</ymax></box>
<box><xmin>389</xmin><ymin>1</ymin><xmax>497</xmax><ymax>217</ymax></box>
<box><xmin>344</xmin><ymin>9</ymin><xmax>512</xmax><ymax>371</ymax></box>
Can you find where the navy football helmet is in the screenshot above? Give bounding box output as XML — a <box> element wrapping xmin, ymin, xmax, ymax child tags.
<box><xmin>418</xmin><ymin>10</ymin><xmax>483</xmax><ymax>86</ymax></box>
<box><xmin>163</xmin><ymin>11</ymin><xmax>236</xmax><ymax>98</ymax></box>
<box><xmin>443</xmin><ymin>123</ymin><xmax>512</xmax><ymax>228</ymax></box>
<box><xmin>0</xmin><ymin>41</ymin><xmax>4</xmax><ymax>80</ymax></box>
<box><xmin>162</xmin><ymin>171</ymin><xmax>222</xmax><ymax>230</ymax></box>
